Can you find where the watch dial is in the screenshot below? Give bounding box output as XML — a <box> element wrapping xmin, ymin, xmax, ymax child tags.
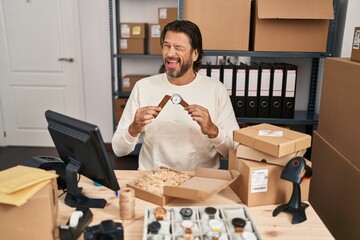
<box><xmin>180</xmin><ymin>207</ymin><xmax>193</xmax><ymax>217</ymax></box>
<box><xmin>171</xmin><ymin>94</ymin><xmax>182</xmax><ymax>104</ymax></box>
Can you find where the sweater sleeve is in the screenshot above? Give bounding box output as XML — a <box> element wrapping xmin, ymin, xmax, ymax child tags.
<box><xmin>111</xmin><ymin>84</ymin><xmax>140</xmax><ymax>157</ymax></box>
<box><xmin>209</xmin><ymin>85</ymin><xmax>239</xmax><ymax>160</ymax></box>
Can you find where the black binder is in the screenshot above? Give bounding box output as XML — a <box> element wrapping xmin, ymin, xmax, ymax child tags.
<box><xmin>281</xmin><ymin>63</ymin><xmax>298</xmax><ymax>118</ymax></box>
<box><xmin>223</xmin><ymin>64</ymin><xmax>235</xmax><ymax>105</ymax></box>
<box><xmin>209</xmin><ymin>65</ymin><xmax>222</xmax><ymax>82</ymax></box>
<box><xmin>245</xmin><ymin>63</ymin><xmax>260</xmax><ymax>118</ymax></box>
<box><xmin>234</xmin><ymin>63</ymin><xmax>247</xmax><ymax>117</ymax></box>
<box><xmin>258</xmin><ymin>63</ymin><xmax>272</xmax><ymax>118</ymax></box>
<box><xmin>269</xmin><ymin>63</ymin><xmax>284</xmax><ymax>118</ymax></box>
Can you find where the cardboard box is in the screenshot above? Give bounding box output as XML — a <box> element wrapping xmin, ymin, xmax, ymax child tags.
<box><xmin>120</xmin><ymin>23</ymin><xmax>148</xmax><ymax>39</ymax></box>
<box><xmin>317</xmin><ymin>58</ymin><xmax>360</xmax><ymax>170</ymax></box>
<box><xmin>351</xmin><ymin>27</ymin><xmax>360</xmax><ymax>62</ymax></box>
<box><xmin>114</xmin><ymin>97</ymin><xmax>127</xmax><ymax>123</ymax></box>
<box><xmin>121</xmin><ymin>74</ymin><xmax>148</xmax><ymax>93</ymax></box>
<box><xmin>127</xmin><ymin>168</ymin><xmax>236</xmax><ymax>206</ymax></box>
<box><xmin>233</xmin><ymin>123</ymin><xmax>311</xmax><ymax>158</ymax></box>
<box><xmin>0</xmin><ymin>179</ymin><xmax>58</xmax><ymax>240</ymax></box>
<box><xmin>119</xmin><ymin>38</ymin><xmax>146</xmax><ymax>54</ymax></box>
<box><xmin>309</xmin><ymin>131</ymin><xmax>360</xmax><ymax>240</ymax></box>
<box><xmin>158</xmin><ymin>8</ymin><xmax>177</xmax><ymax>25</ymax></box>
<box><xmin>236</xmin><ymin>144</ymin><xmax>306</xmax><ymax>166</ymax></box>
<box><xmin>184</xmin><ymin>0</ymin><xmax>251</xmax><ymax>51</ymax></box>
<box><xmin>229</xmin><ymin>149</ymin><xmax>310</xmax><ymax>207</ymax></box>
<box><xmin>148</xmin><ymin>24</ymin><xmax>163</xmax><ymax>55</ymax></box>
<box><xmin>250</xmin><ymin>0</ymin><xmax>334</xmax><ymax>52</ymax></box>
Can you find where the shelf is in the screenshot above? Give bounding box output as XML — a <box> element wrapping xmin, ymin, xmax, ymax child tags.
<box><xmin>114</xmin><ymin>51</ymin><xmax>328</xmax><ymax>59</ymax></box>
<box><xmin>236</xmin><ymin>110</ymin><xmax>318</xmax><ymax>126</ymax></box>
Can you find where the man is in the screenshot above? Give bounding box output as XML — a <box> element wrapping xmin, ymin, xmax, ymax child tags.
<box><xmin>112</xmin><ymin>20</ymin><xmax>239</xmax><ymax>170</ymax></box>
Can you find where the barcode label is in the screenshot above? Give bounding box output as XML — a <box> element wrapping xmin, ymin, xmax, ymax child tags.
<box><xmin>250</xmin><ymin>169</ymin><xmax>268</xmax><ymax>193</ymax></box>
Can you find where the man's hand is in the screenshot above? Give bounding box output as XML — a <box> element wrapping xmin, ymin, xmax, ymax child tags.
<box><xmin>185</xmin><ymin>104</ymin><xmax>219</xmax><ymax>139</ymax></box>
<box><xmin>128</xmin><ymin>106</ymin><xmax>161</xmax><ymax>137</ymax></box>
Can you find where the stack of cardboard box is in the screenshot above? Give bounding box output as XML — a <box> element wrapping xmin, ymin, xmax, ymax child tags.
<box><xmin>149</xmin><ymin>7</ymin><xmax>177</xmax><ymax>55</ymax></box>
<box><xmin>119</xmin><ymin>22</ymin><xmax>148</xmax><ymax>54</ymax></box>
<box><xmin>229</xmin><ymin>123</ymin><xmax>312</xmax><ymax>207</ymax></box>
<box><xmin>309</xmin><ymin>30</ymin><xmax>360</xmax><ymax>238</ymax></box>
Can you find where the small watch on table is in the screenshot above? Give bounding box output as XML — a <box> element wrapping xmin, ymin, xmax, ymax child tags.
<box><xmin>180</xmin><ymin>207</ymin><xmax>193</xmax><ymax>220</ymax></box>
<box><xmin>148</xmin><ymin>221</ymin><xmax>161</xmax><ymax>234</ymax></box>
<box><xmin>204</xmin><ymin>207</ymin><xmax>217</xmax><ymax>220</ymax></box>
<box><xmin>180</xmin><ymin>220</ymin><xmax>194</xmax><ymax>234</ymax></box>
<box><xmin>231</xmin><ymin>217</ymin><xmax>246</xmax><ymax>233</ymax></box>
<box><xmin>154</xmin><ymin>207</ymin><xmax>167</xmax><ymax>221</ymax></box>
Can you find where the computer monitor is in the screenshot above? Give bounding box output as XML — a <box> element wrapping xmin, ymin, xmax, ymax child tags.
<box><xmin>45</xmin><ymin>110</ymin><xmax>120</xmax><ymax>208</ymax></box>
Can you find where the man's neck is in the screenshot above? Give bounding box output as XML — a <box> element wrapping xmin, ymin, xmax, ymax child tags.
<box><xmin>167</xmin><ymin>70</ymin><xmax>196</xmax><ymax>86</ymax></box>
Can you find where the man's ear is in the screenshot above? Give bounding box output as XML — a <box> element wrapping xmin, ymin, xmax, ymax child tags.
<box><xmin>192</xmin><ymin>49</ymin><xmax>199</xmax><ymax>62</ymax></box>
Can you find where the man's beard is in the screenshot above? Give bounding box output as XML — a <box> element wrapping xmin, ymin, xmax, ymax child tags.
<box><xmin>165</xmin><ymin>57</ymin><xmax>193</xmax><ymax>78</ymax></box>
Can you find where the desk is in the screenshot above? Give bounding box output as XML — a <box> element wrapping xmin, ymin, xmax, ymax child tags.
<box><xmin>57</xmin><ymin>170</ymin><xmax>334</xmax><ymax>240</ymax></box>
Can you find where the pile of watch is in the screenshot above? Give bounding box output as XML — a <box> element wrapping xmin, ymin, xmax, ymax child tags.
<box><xmin>145</xmin><ymin>206</ymin><xmax>261</xmax><ymax>240</ymax></box>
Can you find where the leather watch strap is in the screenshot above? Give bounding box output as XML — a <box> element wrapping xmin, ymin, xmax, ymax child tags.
<box><xmin>179</xmin><ymin>99</ymin><xmax>189</xmax><ymax>108</ymax></box>
<box><xmin>158</xmin><ymin>95</ymin><xmax>171</xmax><ymax>108</ymax></box>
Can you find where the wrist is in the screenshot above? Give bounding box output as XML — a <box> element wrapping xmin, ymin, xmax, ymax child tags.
<box><xmin>207</xmin><ymin>125</ymin><xmax>219</xmax><ymax>139</ymax></box>
<box><xmin>128</xmin><ymin>123</ymin><xmax>140</xmax><ymax>137</ymax></box>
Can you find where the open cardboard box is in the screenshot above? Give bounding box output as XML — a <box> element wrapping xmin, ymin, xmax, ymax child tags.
<box><xmin>127</xmin><ymin>167</ymin><xmax>237</xmax><ymax>206</ymax></box>
<box><xmin>233</xmin><ymin>123</ymin><xmax>311</xmax><ymax>158</ymax></box>
<box><xmin>236</xmin><ymin>144</ymin><xmax>306</xmax><ymax>166</ymax></box>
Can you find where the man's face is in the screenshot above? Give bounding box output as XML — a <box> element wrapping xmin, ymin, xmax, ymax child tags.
<box><xmin>162</xmin><ymin>31</ymin><xmax>198</xmax><ymax>78</ymax></box>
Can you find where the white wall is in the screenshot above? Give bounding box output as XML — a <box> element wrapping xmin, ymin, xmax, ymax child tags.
<box><xmin>78</xmin><ymin>0</ymin><xmax>113</xmax><ymax>142</ymax></box>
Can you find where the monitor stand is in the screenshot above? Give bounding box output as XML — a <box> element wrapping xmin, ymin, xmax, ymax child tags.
<box><xmin>65</xmin><ymin>160</ymin><xmax>106</xmax><ymax>208</ymax></box>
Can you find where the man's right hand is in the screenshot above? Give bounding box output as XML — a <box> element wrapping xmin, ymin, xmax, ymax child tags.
<box><xmin>128</xmin><ymin>106</ymin><xmax>161</xmax><ymax>137</ymax></box>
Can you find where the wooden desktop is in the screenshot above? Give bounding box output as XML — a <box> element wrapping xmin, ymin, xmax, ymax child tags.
<box><xmin>57</xmin><ymin>170</ymin><xmax>334</xmax><ymax>240</ymax></box>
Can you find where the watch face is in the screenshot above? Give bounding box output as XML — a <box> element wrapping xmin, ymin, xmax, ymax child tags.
<box><xmin>181</xmin><ymin>220</ymin><xmax>194</xmax><ymax>229</ymax></box>
<box><xmin>148</xmin><ymin>221</ymin><xmax>161</xmax><ymax>233</ymax></box>
<box><xmin>171</xmin><ymin>94</ymin><xmax>182</xmax><ymax>104</ymax></box>
<box><xmin>232</xmin><ymin>217</ymin><xmax>246</xmax><ymax>228</ymax></box>
<box><xmin>180</xmin><ymin>208</ymin><xmax>193</xmax><ymax>218</ymax></box>
<box><xmin>204</xmin><ymin>207</ymin><xmax>217</xmax><ymax>215</ymax></box>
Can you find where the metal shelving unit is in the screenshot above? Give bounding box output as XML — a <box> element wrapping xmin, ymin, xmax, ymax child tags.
<box><xmin>109</xmin><ymin>0</ymin><xmax>339</xmax><ymax>134</ymax></box>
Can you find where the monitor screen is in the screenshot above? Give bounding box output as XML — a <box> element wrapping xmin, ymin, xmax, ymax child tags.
<box><xmin>45</xmin><ymin>110</ymin><xmax>120</xmax><ymax>208</ymax></box>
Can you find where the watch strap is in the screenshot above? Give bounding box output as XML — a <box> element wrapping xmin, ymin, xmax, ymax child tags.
<box><xmin>158</xmin><ymin>95</ymin><xmax>171</xmax><ymax>108</ymax></box>
<box><xmin>180</xmin><ymin>99</ymin><xmax>189</xmax><ymax>108</ymax></box>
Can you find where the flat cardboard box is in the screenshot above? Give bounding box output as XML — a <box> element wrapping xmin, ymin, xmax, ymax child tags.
<box><xmin>148</xmin><ymin>24</ymin><xmax>163</xmax><ymax>55</ymax></box>
<box><xmin>158</xmin><ymin>8</ymin><xmax>177</xmax><ymax>25</ymax></box>
<box><xmin>120</xmin><ymin>23</ymin><xmax>148</xmax><ymax>39</ymax></box>
<box><xmin>127</xmin><ymin>168</ymin><xmax>236</xmax><ymax>206</ymax></box>
<box><xmin>351</xmin><ymin>27</ymin><xmax>360</xmax><ymax>62</ymax></box>
<box><xmin>119</xmin><ymin>38</ymin><xmax>147</xmax><ymax>54</ymax></box>
<box><xmin>121</xmin><ymin>74</ymin><xmax>148</xmax><ymax>93</ymax></box>
<box><xmin>184</xmin><ymin>0</ymin><xmax>251</xmax><ymax>51</ymax></box>
<box><xmin>233</xmin><ymin>123</ymin><xmax>311</xmax><ymax>158</ymax></box>
<box><xmin>114</xmin><ymin>97</ymin><xmax>127</xmax><ymax>122</ymax></box>
<box><xmin>251</xmin><ymin>0</ymin><xmax>334</xmax><ymax>52</ymax></box>
<box><xmin>229</xmin><ymin>149</ymin><xmax>310</xmax><ymax>207</ymax></box>
<box><xmin>236</xmin><ymin>144</ymin><xmax>306</xmax><ymax>166</ymax></box>
<box><xmin>0</xmin><ymin>178</ymin><xmax>58</xmax><ymax>240</ymax></box>
<box><xmin>317</xmin><ymin>58</ymin><xmax>360</xmax><ymax>170</ymax></box>
<box><xmin>164</xmin><ymin>168</ymin><xmax>235</xmax><ymax>201</ymax></box>
<box><xmin>309</xmin><ymin>131</ymin><xmax>360</xmax><ymax>240</ymax></box>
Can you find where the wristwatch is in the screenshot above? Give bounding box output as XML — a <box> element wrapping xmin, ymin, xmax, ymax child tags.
<box><xmin>231</xmin><ymin>217</ymin><xmax>246</xmax><ymax>233</ymax></box>
<box><xmin>180</xmin><ymin>220</ymin><xmax>194</xmax><ymax>234</ymax></box>
<box><xmin>204</xmin><ymin>207</ymin><xmax>217</xmax><ymax>219</ymax></box>
<box><xmin>170</xmin><ymin>94</ymin><xmax>189</xmax><ymax>107</ymax></box>
<box><xmin>148</xmin><ymin>221</ymin><xmax>161</xmax><ymax>234</ymax></box>
<box><xmin>208</xmin><ymin>219</ymin><xmax>222</xmax><ymax>233</ymax></box>
<box><xmin>180</xmin><ymin>207</ymin><xmax>193</xmax><ymax>220</ymax></box>
<box><xmin>154</xmin><ymin>207</ymin><xmax>167</xmax><ymax>221</ymax></box>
